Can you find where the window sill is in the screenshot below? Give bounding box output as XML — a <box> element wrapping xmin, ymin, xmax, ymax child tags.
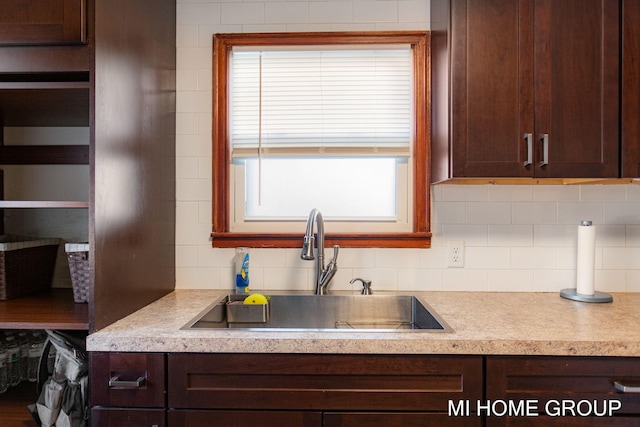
<box><xmin>210</xmin><ymin>232</ymin><xmax>432</xmax><ymax>249</ymax></box>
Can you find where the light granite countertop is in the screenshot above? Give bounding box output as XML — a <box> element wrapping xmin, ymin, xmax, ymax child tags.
<box><xmin>86</xmin><ymin>290</ymin><xmax>640</xmax><ymax>356</ymax></box>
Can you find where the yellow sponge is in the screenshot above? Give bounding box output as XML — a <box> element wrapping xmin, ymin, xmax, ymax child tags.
<box><xmin>243</xmin><ymin>293</ymin><xmax>268</xmax><ymax>305</ymax></box>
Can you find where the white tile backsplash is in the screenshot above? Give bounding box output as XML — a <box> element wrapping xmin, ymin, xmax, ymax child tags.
<box><xmin>265</xmin><ymin>2</ymin><xmax>309</xmax><ymax>24</ymax></box>
<box><xmin>511</xmin><ymin>202</ymin><xmax>557</xmax><ymax>224</ymax></box>
<box><xmin>604</xmin><ymin>202</ymin><xmax>640</xmax><ymax>224</ymax></box>
<box><xmin>353</xmin><ymin>1</ymin><xmax>398</xmax><ymax>23</ymax></box>
<box><xmin>175</xmin><ymin>0</ymin><xmax>640</xmax><ymax>293</ymax></box>
<box><xmin>510</xmin><ymin>247</ymin><xmax>557</xmax><ymax>270</ymax></box>
<box><xmin>533</xmin><ymin>225</ymin><xmax>575</xmax><ymax>247</ymax></box>
<box><xmin>534</xmin><ymin>269</ymin><xmax>574</xmax><ymax>292</ymax></box>
<box><xmin>432</xmin><ymin>202</ymin><xmax>467</xmax><ymax>225</ymax></box>
<box><xmin>627</xmin><ymin>184</ymin><xmax>640</xmax><ymax>201</ymax></box>
<box><xmin>466</xmin><ymin>202</ymin><xmax>511</xmax><ymax>225</ymax></box>
<box><xmin>627</xmin><ymin>225</ymin><xmax>640</xmax><ymax>246</ymax></box>
<box><xmin>398</xmin><ymin>268</ymin><xmax>443</xmax><ymax>291</ymax></box>
<box><xmin>581</xmin><ymin>185</ymin><xmax>626</xmax><ymax>201</ymax></box>
<box><xmin>398</xmin><ymin>0</ymin><xmax>429</xmax><ymax>22</ymax></box>
<box><xmin>440</xmin><ymin>184</ymin><xmax>488</xmax><ymax>201</ymax></box>
<box><xmin>487</xmin><ymin>225</ymin><xmax>533</xmax><ymax>247</ymax></box>
<box><xmin>465</xmin><ymin>247</ymin><xmax>510</xmax><ymax>269</ymax></box>
<box><xmin>221</xmin><ymin>3</ymin><xmax>265</xmax><ymax>25</ymax></box>
<box><xmin>309</xmin><ymin>2</ymin><xmax>353</xmax><ymax>23</ymax></box>
<box><xmin>444</xmin><ymin>269</ymin><xmax>487</xmax><ymax>291</ymax></box>
<box><xmin>488</xmin><ymin>185</ymin><xmax>533</xmax><ymax>202</ymax></box>
<box><xmin>627</xmin><ymin>270</ymin><xmax>640</xmax><ymax>292</ymax></box>
<box><xmin>178</xmin><ymin>3</ymin><xmax>222</xmax><ymax>25</ymax></box>
<box><xmin>488</xmin><ymin>269</ymin><xmax>534</xmax><ymax>292</ymax></box>
<box><xmin>441</xmin><ymin>224</ymin><xmax>487</xmax><ymax>246</ymax></box>
<box><xmin>557</xmin><ymin>202</ymin><xmax>604</xmax><ymax>224</ymax></box>
<box><xmin>532</xmin><ymin>185</ymin><xmax>580</xmax><ymax>201</ymax></box>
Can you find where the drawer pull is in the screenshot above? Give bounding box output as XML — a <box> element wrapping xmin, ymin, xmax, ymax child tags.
<box><xmin>523</xmin><ymin>133</ymin><xmax>533</xmax><ymax>166</ymax></box>
<box><xmin>539</xmin><ymin>133</ymin><xmax>549</xmax><ymax>167</ymax></box>
<box><xmin>614</xmin><ymin>381</ymin><xmax>640</xmax><ymax>393</ymax></box>
<box><xmin>109</xmin><ymin>375</ymin><xmax>146</xmax><ymax>388</ymax></box>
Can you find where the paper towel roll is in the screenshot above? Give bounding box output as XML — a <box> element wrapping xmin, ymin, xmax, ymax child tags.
<box><xmin>576</xmin><ymin>221</ymin><xmax>596</xmax><ymax>296</ymax></box>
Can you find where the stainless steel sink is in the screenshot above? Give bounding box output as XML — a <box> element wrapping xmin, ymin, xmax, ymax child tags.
<box><xmin>181</xmin><ymin>294</ymin><xmax>452</xmax><ymax>332</ymax></box>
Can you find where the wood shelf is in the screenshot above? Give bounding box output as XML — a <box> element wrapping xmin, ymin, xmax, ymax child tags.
<box><xmin>0</xmin><ymin>145</ymin><xmax>89</xmax><ymax>165</ymax></box>
<box><xmin>0</xmin><ymin>200</ymin><xmax>89</xmax><ymax>208</ymax></box>
<box><xmin>0</xmin><ymin>80</ymin><xmax>90</xmax><ymax>90</ymax></box>
<box><xmin>0</xmin><ymin>83</ymin><xmax>89</xmax><ymax>127</ymax></box>
<box><xmin>0</xmin><ymin>288</ymin><xmax>89</xmax><ymax>330</ymax></box>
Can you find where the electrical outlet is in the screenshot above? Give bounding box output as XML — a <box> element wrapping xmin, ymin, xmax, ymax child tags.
<box><xmin>447</xmin><ymin>240</ymin><xmax>465</xmax><ymax>268</ymax></box>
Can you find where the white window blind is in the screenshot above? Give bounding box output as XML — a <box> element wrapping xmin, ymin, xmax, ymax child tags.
<box><xmin>229</xmin><ymin>45</ymin><xmax>414</xmax><ymax>158</ymax></box>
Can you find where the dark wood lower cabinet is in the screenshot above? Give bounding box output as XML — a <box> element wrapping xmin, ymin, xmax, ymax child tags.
<box><xmin>486</xmin><ymin>418</ymin><xmax>640</xmax><ymax>427</ymax></box>
<box><xmin>167</xmin><ymin>410</ymin><xmax>321</xmax><ymax>427</ymax></box>
<box><xmin>486</xmin><ymin>356</ymin><xmax>640</xmax><ymax>427</ymax></box>
<box><xmin>323</xmin><ymin>412</ymin><xmax>482</xmax><ymax>427</ymax></box>
<box><xmin>90</xmin><ymin>353</ymin><xmax>640</xmax><ymax>426</ymax></box>
<box><xmin>91</xmin><ymin>408</ymin><xmax>166</xmax><ymax>427</ymax></box>
<box><xmin>167</xmin><ymin>353</ymin><xmax>483</xmax><ymax>413</ymax></box>
<box><xmin>91</xmin><ymin>352</ymin><xmax>166</xmax><ymax>408</ymax></box>
<box><xmin>167</xmin><ymin>411</ymin><xmax>483</xmax><ymax>426</ymax></box>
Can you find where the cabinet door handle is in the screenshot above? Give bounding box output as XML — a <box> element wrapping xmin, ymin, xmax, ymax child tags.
<box><xmin>523</xmin><ymin>133</ymin><xmax>533</xmax><ymax>166</ymax></box>
<box><xmin>539</xmin><ymin>134</ymin><xmax>549</xmax><ymax>167</ymax></box>
<box><xmin>109</xmin><ymin>375</ymin><xmax>146</xmax><ymax>388</ymax></box>
<box><xmin>614</xmin><ymin>381</ymin><xmax>640</xmax><ymax>393</ymax></box>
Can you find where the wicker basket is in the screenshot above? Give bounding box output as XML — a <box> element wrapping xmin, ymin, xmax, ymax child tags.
<box><xmin>0</xmin><ymin>235</ymin><xmax>60</xmax><ymax>300</ymax></box>
<box><xmin>65</xmin><ymin>243</ymin><xmax>90</xmax><ymax>303</ymax></box>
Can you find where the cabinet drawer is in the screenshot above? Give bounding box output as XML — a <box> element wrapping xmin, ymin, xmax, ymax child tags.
<box><xmin>324</xmin><ymin>412</ymin><xmax>482</xmax><ymax>427</ymax></box>
<box><xmin>91</xmin><ymin>408</ymin><xmax>165</xmax><ymax>427</ymax></box>
<box><xmin>168</xmin><ymin>410</ymin><xmax>322</xmax><ymax>427</ymax></box>
<box><xmin>486</xmin><ymin>356</ymin><xmax>640</xmax><ymax>423</ymax></box>
<box><xmin>168</xmin><ymin>354</ymin><xmax>483</xmax><ymax>412</ymax></box>
<box><xmin>91</xmin><ymin>352</ymin><xmax>166</xmax><ymax>408</ymax></box>
<box><xmin>0</xmin><ymin>0</ymin><xmax>86</xmax><ymax>45</ymax></box>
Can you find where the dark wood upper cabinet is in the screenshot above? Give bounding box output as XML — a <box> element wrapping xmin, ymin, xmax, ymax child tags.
<box><xmin>431</xmin><ymin>0</ymin><xmax>620</xmax><ymax>181</ymax></box>
<box><xmin>0</xmin><ymin>0</ymin><xmax>86</xmax><ymax>46</ymax></box>
<box><xmin>622</xmin><ymin>0</ymin><xmax>640</xmax><ymax>177</ymax></box>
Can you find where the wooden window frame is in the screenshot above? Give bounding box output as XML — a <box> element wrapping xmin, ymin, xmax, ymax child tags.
<box><xmin>211</xmin><ymin>31</ymin><xmax>431</xmax><ymax>248</ymax></box>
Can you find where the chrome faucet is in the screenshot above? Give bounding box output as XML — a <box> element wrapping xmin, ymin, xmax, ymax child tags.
<box><xmin>301</xmin><ymin>208</ymin><xmax>339</xmax><ymax>295</ymax></box>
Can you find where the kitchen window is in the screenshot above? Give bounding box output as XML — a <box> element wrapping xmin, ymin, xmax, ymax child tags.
<box><xmin>211</xmin><ymin>32</ymin><xmax>430</xmax><ymax>248</ymax></box>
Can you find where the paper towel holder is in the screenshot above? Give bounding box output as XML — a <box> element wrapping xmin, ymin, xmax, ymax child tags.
<box><xmin>560</xmin><ymin>220</ymin><xmax>612</xmax><ymax>303</ymax></box>
<box><xmin>560</xmin><ymin>288</ymin><xmax>612</xmax><ymax>303</ymax></box>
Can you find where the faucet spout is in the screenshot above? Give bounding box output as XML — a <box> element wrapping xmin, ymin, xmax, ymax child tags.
<box><xmin>301</xmin><ymin>208</ymin><xmax>339</xmax><ymax>295</ymax></box>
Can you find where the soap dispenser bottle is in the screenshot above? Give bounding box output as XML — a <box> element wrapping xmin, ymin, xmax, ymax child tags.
<box><xmin>235</xmin><ymin>247</ymin><xmax>250</xmax><ymax>294</ymax></box>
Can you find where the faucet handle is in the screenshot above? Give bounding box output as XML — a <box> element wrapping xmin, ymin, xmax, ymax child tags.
<box><xmin>350</xmin><ymin>277</ymin><xmax>372</xmax><ymax>295</ymax></box>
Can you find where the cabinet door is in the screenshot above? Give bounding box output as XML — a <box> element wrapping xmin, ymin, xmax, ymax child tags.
<box><xmin>486</xmin><ymin>356</ymin><xmax>640</xmax><ymax>426</ymax></box>
<box><xmin>533</xmin><ymin>0</ymin><xmax>619</xmax><ymax>178</ymax></box>
<box><xmin>168</xmin><ymin>410</ymin><xmax>322</xmax><ymax>427</ymax></box>
<box><xmin>0</xmin><ymin>0</ymin><xmax>86</xmax><ymax>45</ymax></box>
<box><xmin>450</xmin><ymin>0</ymin><xmax>534</xmax><ymax>177</ymax></box>
<box><xmin>446</xmin><ymin>0</ymin><xmax>619</xmax><ymax>179</ymax></box>
<box><xmin>168</xmin><ymin>354</ymin><xmax>483</xmax><ymax>413</ymax></box>
<box><xmin>90</xmin><ymin>352</ymin><xmax>166</xmax><ymax>408</ymax></box>
<box><xmin>621</xmin><ymin>0</ymin><xmax>640</xmax><ymax>177</ymax></box>
<box><xmin>91</xmin><ymin>408</ymin><xmax>165</xmax><ymax>427</ymax></box>
<box><xmin>324</xmin><ymin>412</ymin><xmax>482</xmax><ymax>427</ymax></box>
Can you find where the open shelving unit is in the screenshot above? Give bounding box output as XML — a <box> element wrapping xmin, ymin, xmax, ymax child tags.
<box><xmin>0</xmin><ymin>73</ymin><xmax>91</xmax><ymax>331</ymax></box>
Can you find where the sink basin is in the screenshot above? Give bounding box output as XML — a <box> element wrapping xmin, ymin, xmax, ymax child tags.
<box><xmin>181</xmin><ymin>294</ymin><xmax>452</xmax><ymax>332</ymax></box>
